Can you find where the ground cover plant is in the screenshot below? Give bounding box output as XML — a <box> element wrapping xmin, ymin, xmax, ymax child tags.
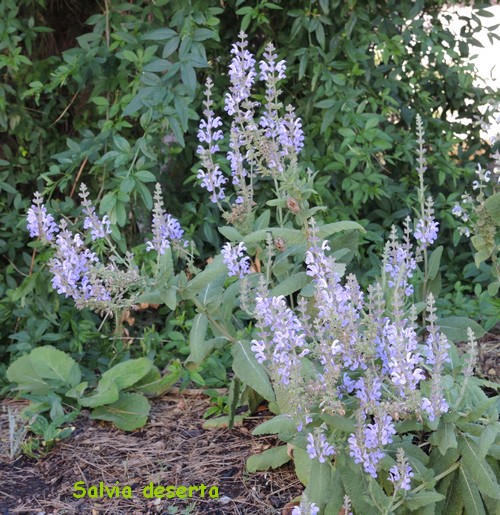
<box><xmin>5</xmin><ymin>27</ymin><xmax>500</xmax><ymax>514</ymax></box>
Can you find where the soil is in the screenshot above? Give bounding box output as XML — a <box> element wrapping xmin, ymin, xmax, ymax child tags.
<box><xmin>0</xmin><ymin>392</ymin><xmax>302</xmax><ymax>515</ymax></box>
<box><xmin>1</xmin><ymin>326</ymin><xmax>498</xmax><ymax>515</ymax></box>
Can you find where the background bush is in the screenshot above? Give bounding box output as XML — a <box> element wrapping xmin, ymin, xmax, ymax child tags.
<box><xmin>1</xmin><ymin>0</ymin><xmax>498</xmax><ymax>386</ymax></box>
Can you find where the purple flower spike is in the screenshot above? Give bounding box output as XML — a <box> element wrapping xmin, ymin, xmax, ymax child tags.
<box><xmin>26</xmin><ymin>192</ymin><xmax>59</xmax><ymax>242</ymax></box>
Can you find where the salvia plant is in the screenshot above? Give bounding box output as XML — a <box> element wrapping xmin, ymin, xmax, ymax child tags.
<box><xmin>9</xmin><ymin>32</ymin><xmax>500</xmax><ymax>513</ymax></box>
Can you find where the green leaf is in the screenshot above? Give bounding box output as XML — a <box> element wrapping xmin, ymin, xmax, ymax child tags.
<box><xmin>428</xmin><ymin>245</ymin><xmax>443</xmax><ymax>281</ymax></box>
<box><xmin>429</xmin><ymin>422</ymin><xmax>457</xmax><ymax>456</ymax></box>
<box><xmin>135</xmin><ymin>170</ymin><xmax>156</xmax><ymax>183</ymax></box>
<box><xmin>100</xmin><ymin>358</ymin><xmax>153</xmax><ymax>391</ymax></box>
<box><xmin>81</xmin><ymin>358</ymin><xmax>153</xmax><ymax>408</ymax></box>
<box><xmin>436</xmin><ymin>316</ymin><xmax>485</xmax><ymax>342</ymax></box>
<box><xmin>293</xmin><ymin>446</ymin><xmax>312</xmax><ymax>486</ymax></box>
<box><xmin>186</xmin><ymin>313</ymin><xmax>217</xmax><ymax>367</ymax></box>
<box><xmin>485</xmin><ymin>192</ymin><xmax>500</xmax><ymax>226</ymax></box>
<box><xmin>246</xmin><ymin>445</ymin><xmax>290</xmax><ymax>472</ymax></box>
<box><xmin>317</xmin><ymin>221</ymin><xmax>366</xmax><ymax>237</ymax></box>
<box><xmin>134</xmin><ymin>362</ymin><xmax>181</xmax><ymax>396</ymax></box>
<box><xmin>90</xmin><ymin>392</ymin><xmax>151</xmax><ymax>431</ymax></box>
<box><xmin>305</xmin><ymin>459</ymin><xmax>333</xmax><ymax>509</ymax></box>
<box><xmin>232</xmin><ymin>340</ymin><xmax>275</xmax><ymax>402</ymax></box>
<box><xmin>252</xmin><ymin>414</ymin><xmax>296</xmax><ymax>436</ymax></box>
<box><xmin>182</xmin><ymin>256</ymin><xmax>227</xmax><ymax>299</ymax></box>
<box><xmin>478</xmin><ymin>422</ymin><xmax>500</xmax><ymax>459</ymax></box>
<box><xmin>29</xmin><ymin>346</ymin><xmax>81</xmax><ymax>387</ymax></box>
<box><xmin>80</xmin><ymin>377</ymin><xmax>120</xmax><ymax>408</ymax></box>
<box><xmin>340</xmin><ymin>460</ymin><xmax>373</xmax><ymax>514</ymax></box>
<box><xmin>437</xmin><ymin>470</ymin><xmax>463</xmax><ymax>515</ymax></box>
<box><xmin>218</xmin><ymin>226</ymin><xmax>244</xmax><ymax>241</ymax></box>
<box><xmin>320</xmin><ymin>413</ymin><xmax>356</xmax><ymax>433</ymax></box>
<box><xmin>458</xmin><ymin>465</ymin><xmax>487</xmax><ymax>515</ymax></box>
<box><xmin>406</xmin><ymin>491</ymin><xmax>446</xmax><ymax>511</ymax></box>
<box><xmin>269</xmin><ymin>272</ymin><xmax>309</xmax><ymax>298</ymax></box>
<box><xmin>6</xmin><ymin>355</ymin><xmax>49</xmax><ymax>395</ymax></box>
<box><xmin>143</xmin><ymin>28</ymin><xmax>177</xmax><ymax>40</ymax></box>
<box><xmin>458</xmin><ymin>436</ymin><xmax>500</xmax><ymax>500</ymax></box>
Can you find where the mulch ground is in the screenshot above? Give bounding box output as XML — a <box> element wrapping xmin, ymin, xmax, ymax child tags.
<box><xmin>0</xmin><ymin>391</ymin><xmax>302</xmax><ymax>515</ymax></box>
<box><xmin>1</xmin><ymin>325</ymin><xmax>498</xmax><ymax>515</ymax></box>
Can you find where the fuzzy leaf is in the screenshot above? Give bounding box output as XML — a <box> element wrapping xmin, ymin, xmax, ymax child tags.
<box><xmin>252</xmin><ymin>414</ymin><xmax>296</xmax><ymax>436</ymax></box>
<box><xmin>436</xmin><ymin>316</ymin><xmax>485</xmax><ymax>342</ymax></box>
<box><xmin>269</xmin><ymin>272</ymin><xmax>309</xmax><ymax>298</ymax></box>
<box><xmin>29</xmin><ymin>346</ymin><xmax>81</xmax><ymax>387</ymax></box>
<box><xmin>458</xmin><ymin>436</ymin><xmax>500</xmax><ymax>500</ymax></box>
<box><xmin>428</xmin><ymin>245</ymin><xmax>443</xmax><ymax>280</ymax></box>
<box><xmin>6</xmin><ymin>355</ymin><xmax>50</xmax><ymax>395</ymax></box>
<box><xmin>406</xmin><ymin>491</ymin><xmax>445</xmax><ymax>511</ymax></box>
<box><xmin>232</xmin><ymin>340</ymin><xmax>275</xmax><ymax>402</ymax></box>
<box><xmin>458</xmin><ymin>466</ymin><xmax>487</xmax><ymax>515</ymax></box>
<box><xmin>246</xmin><ymin>445</ymin><xmax>290</xmax><ymax>472</ymax></box>
<box><xmin>305</xmin><ymin>459</ymin><xmax>333</xmax><ymax>509</ymax></box>
<box><xmin>90</xmin><ymin>392</ymin><xmax>150</xmax><ymax>431</ymax></box>
<box><xmin>429</xmin><ymin>422</ymin><xmax>457</xmax><ymax>456</ymax></box>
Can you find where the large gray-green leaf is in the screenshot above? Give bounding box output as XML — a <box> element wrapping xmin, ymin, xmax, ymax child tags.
<box><xmin>246</xmin><ymin>445</ymin><xmax>290</xmax><ymax>472</ymax></box>
<box><xmin>6</xmin><ymin>355</ymin><xmax>50</xmax><ymax>394</ymax></box>
<box><xmin>429</xmin><ymin>422</ymin><xmax>457</xmax><ymax>456</ymax></box>
<box><xmin>437</xmin><ymin>316</ymin><xmax>485</xmax><ymax>342</ymax></box>
<box><xmin>181</xmin><ymin>256</ymin><xmax>227</xmax><ymax>299</ymax></box>
<box><xmin>80</xmin><ymin>377</ymin><xmax>120</xmax><ymax>408</ymax></box>
<box><xmin>458</xmin><ymin>436</ymin><xmax>500</xmax><ymax>500</ymax></box>
<box><xmin>232</xmin><ymin>340</ymin><xmax>275</xmax><ymax>401</ymax></box>
<box><xmin>269</xmin><ymin>272</ymin><xmax>309</xmax><ymax>298</ymax></box>
<box><xmin>185</xmin><ymin>313</ymin><xmax>210</xmax><ymax>367</ymax></box>
<box><xmin>305</xmin><ymin>460</ymin><xmax>333</xmax><ymax>509</ymax></box>
<box><xmin>458</xmin><ymin>466</ymin><xmax>487</xmax><ymax>515</ymax></box>
<box><xmin>100</xmin><ymin>357</ymin><xmax>153</xmax><ymax>390</ymax></box>
<box><xmin>252</xmin><ymin>414</ymin><xmax>296</xmax><ymax>436</ymax></box>
<box><xmin>90</xmin><ymin>392</ymin><xmax>151</xmax><ymax>431</ymax></box>
<box><xmin>31</xmin><ymin>346</ymin><xmax>80</xmax><ymax>386</ymax></box>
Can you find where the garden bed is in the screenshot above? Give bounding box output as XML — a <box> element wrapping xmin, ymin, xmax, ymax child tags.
<box><xmin>0</xmin><ymin>391</ymin><xmax>303</xmax><ymax>514</ymax></box>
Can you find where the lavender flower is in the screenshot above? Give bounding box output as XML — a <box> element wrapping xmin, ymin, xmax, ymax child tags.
<box><xmin>48</xmin><ymin>220</ymin><xmax>107</xmax><ymax>302</ymax></box>
<box><xmin>146</xmin><ymin>184</ymin><xmax>185</xmax><ymax>254</ymax></box>
<box><xmin>388</xmin><ymin>448</ymin><xmax>414</xmax><ymax>492</ymax></box>
<box><xmin>384</xmin><ymin>224</ymin><xmax>417</xmax><ymax>296</ymax></box>
<box><xmin>79</xmin><ymin>184</ymin><xmax>111</xmax><ymax>240</ymax></box>
<box><xmin>224</xmin><ymin>32</ymin><xmax>257</xmax><ymax>116</ymax></box>
<box><xmin>251</xmin><ymin>294</ymin><xmax>309</xmax><ymax>385</ymax></box>
<box><xmin>26</xmin><ymin>192</ymin><xmax>59</xmax><ymax>242</ymax></box>
<box><xmin>348</xmin><ymin>413</ymin><xmax>396</xmax><ymax>478</ymax></box>
<box><xmin>221</xmin><ymin>242</ymin><xmax>250</xmax><ymax>278</ymax></box>
<box><xmin>414</xmin><ymin>197</ymin><xmax>439</xmax><ymax>249</ymax></box>
<box><xmin>197</xmin><ymin>78</ymin><xmax>227</xmax><ymax>204</ymax></box>
<box><xmin>306</xmin><ymin>425</ymin><xmax>335</xmax><ymax>463</ymax></box>
<box><xmin>382</xmin><ymin>319</ymin><xmax>425</xmax><ymax>395</ymax></box>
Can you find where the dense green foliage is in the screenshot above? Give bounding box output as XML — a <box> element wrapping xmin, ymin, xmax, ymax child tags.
<box><xmin>1</xmin><ymin>0</ymin><xmax>498</xmax><ymax>383</ymax></box>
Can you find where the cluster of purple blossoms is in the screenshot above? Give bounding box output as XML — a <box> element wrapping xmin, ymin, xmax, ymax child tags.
<box><xmin>224</xmin><ymin>32</ymin><xmax>257</xmax><ymax>116</ymax></box>
<box><xmin>79</xmin><ymin>184</ymin><xmax>111</xmax><ymax>241</ymax></box>
<box><xmin>146</xmin><ymin>184</ymin><xmax>185</xmax><ymax>254</ymax></box>
<box><xmin>197</xmin><ymin>78</ymin><xmax>228</xmax><ymax>204</ymax></box>
<box><xmin>221</xmin><ymin>242</ymin><xmax>250</xmax><ymax>279</ymax></box>
<box><xmin>348</xmin><ymin>414</ymin><xmax>396</xmax><ymax>478</ymax></box>
<box><xmin>306</xmin><ymin>426</ymin><xmax>335</xmax><ymax>463</ymax></box>
<box><xmin>388</xmin><ymin>448</ymin><xmax>414</xmax><ymax>492</ymax></box>
<box><xmin>292</xmin><ymin>500</ymin><xmax>320</xmax><ymax>515</ymax></box>
<box><xmin>414</xmin><ymin>197</ymin><xmax>439</xmax><ymax>250</ymax></box>
<box><xmin>384</xmin><ymin>226</ymin><xmax>417</xmax><ymax>296</ymax></box>
<box><xmin>251</xmin><ymin>295</ymin><xmax>309</xmax><ymax>385</ymax></box>
<box><xmin>381</xmin><ymin>319</ymin><xmax>425</xmax><ymax>396</ymax></box>
<box><xmin>48</xmin><ymin>220</ymin><xmax>110</xmax><ymax>303</ymax></box>
<box><xmin>26</xmin><ymin>192</ymin><xmax>59</xmax><ymax>242</ymax></box>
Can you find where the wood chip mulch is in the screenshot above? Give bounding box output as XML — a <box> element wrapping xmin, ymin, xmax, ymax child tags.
<box><xmin>0</xmin><ymin>391</ymin><xmax>303</xmax><ymax>515</ymax></box>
